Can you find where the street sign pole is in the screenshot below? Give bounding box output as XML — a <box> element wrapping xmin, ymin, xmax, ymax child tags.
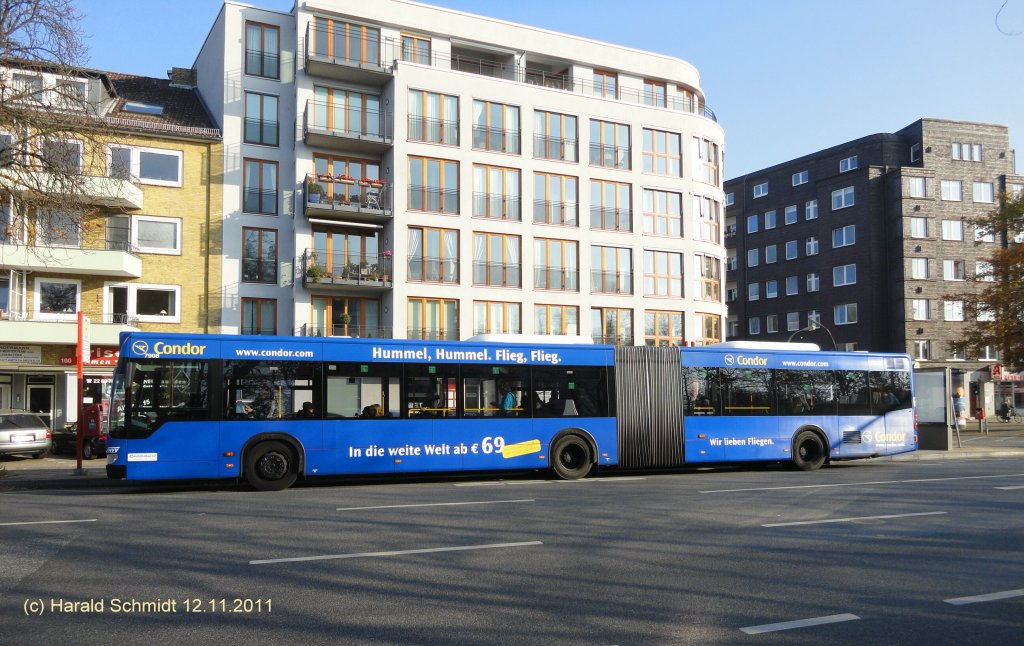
<box><xmin>74</xmin><ymin>312</ymin><xmax>91</xmax><ymax>475</ymax></box>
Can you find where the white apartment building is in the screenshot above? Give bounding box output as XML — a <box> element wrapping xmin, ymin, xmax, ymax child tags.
<box><xmin>196</xmin><ymin>0</ymin><xmax>726</xmax><ymax>345</ymax></box>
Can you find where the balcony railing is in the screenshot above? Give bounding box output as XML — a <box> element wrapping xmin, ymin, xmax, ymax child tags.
<box><xmin>472</xmin><ymin>261</ymin><xmax>521</xmax><ymax>288</ymax></box>
<box><xmin>304</xmin><ymin>23</ymin><xmax>391</xmax><ymax>84</ymax></box>
<box><xmin>591</xmin><ymin>271</ymin><xmax>633</xmax><ymax>295</ymax></box>
<box><xmin>408</xmin><ymin>185</ymin><xmax>459</xmax><ymax>214</ymax></box>
<box><xmin>303</xmin><ymin>100</ymin><xmax>393</xmax><ymax>150</ymax></box>
<box><xmin>471</xmin><ymin>125</ymin><xmax>520</xmax><ymax>154</ymax></box>
<box><xmin>472</xmin><ymin>192</ymin><xmax>521</xmax><ymax>221</ymax></box>
<box><xmin>296</xmin><ymin>323</ymin><xmax>393</xmax><ymax>338</ymax></box>
<box><xmin>407</xmin><ymin>327</ymin><xmax>459</xmax><ymax>341</ymax></box>
<box><xmin>592</xmin><ymin>333</ymin><xmax>634</xmax><ymax>346</ymax></box>
<box><xmin>407</xmin><ymin>257</ymin><xmax>460</xmax><ymax>284</ymax></box>
<box><xmin>243</xmin><ymin>187</ymin><xmax>278</xmax><ymax>215</ymax></box>
<box><xmin>533</xmin><ymin>199</ymin><xmax>578</xmax><ymax>226</ymax></box>
<box><xmin>407</xmin><ymin>115</ymin><xmax>459</xmax><ymax>146</ymax></box>
<box><xmin>589</xmin><ymin>143</ymin><xmax>631</xmax><ymax>169</ymax></box>
<box><xmin>533</xmin><ymin>134</ymin><xmax>578</xmax><ymax>162</ymax></box>
<box><xmin>534</xmin><ymin>266</ymin><xmax>579</xmax><ymax>291</ymax></box>
<box><xmin>303</xmin><ymin>249</ymin><xmax>393</xmax><ymax>288</ymax></box>
<box><xmin>305</xmin><ymin>175</ymin><xmax>391</xmax><ymax>217</ymax></box>
<box><xmin>590</xmin><ymin>206</ymin><xmax>632</xmax><ymax>232</ymax></box>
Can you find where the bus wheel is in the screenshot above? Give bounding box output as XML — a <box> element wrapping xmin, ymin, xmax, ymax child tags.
<box><xmin>245</xmin><ymin>441</ymin><xmax>298</xmax><ymax>491</ymax></box>
<box><xmin>793</xmin><ymin>431</ymin><xmax>826</xmax><ymax>471</ymax></box>
<box><xmin>550</xmin><ymin>435</ymin><xmax>592</xmax><ymax>480</ymax></box>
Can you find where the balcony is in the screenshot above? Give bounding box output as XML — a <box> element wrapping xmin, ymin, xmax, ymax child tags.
<box><xmin>408</xmin><ymin>116</ymin><xmax>459</xmax><ymax>146</ymax></box>
<box><xmin>407</xmin><ymin>257</ymin><xmax>460</xmax><ymax>284</ymax></box>
<box><xmin>534</xmin><ymin>266</ymin><xmax>579</xmax><ymax>291</ymax></box>
<box><xmin>472</xmin><ymin>262</ymin><xmax>521</xmax><ymax>288</ymax></box>
<box><xmin>302</xmin><ymin>249</ymin><xmax>392</xmax><ymax>292</ymax></box>
<box><xmin>303</xmin><ymin>100</ymin><xmax>393</xmax><ymax>154</ymax></box>
<box><xmin>1</xmin><ymin>169</ymin><xmax>143</xmax><ymax>210</ymax></box>
<box><xmin>304</xmin><ymin>175</ymin><xmax>392</xmax><ymax>223</ymax></box>
<box><xmin>295</xmin><ymin>323</ymin><xmax>393</xmax><ymax>339</ymax></box>
<box><xmin>0</xmin><ymin>241</ymin><xmax>142</xmax><ymax>278</ymax></box>
<box><xmin>304</xmin><ymin>23</ymin><xmax>393</xmax><ymax>85</ymax></box>
<box><xmin>0</xmin><ymin>315</ymin><xmax>138</xmax><ymax>345</ymax></box>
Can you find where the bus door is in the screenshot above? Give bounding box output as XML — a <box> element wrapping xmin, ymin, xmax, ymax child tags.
<box><xmin>835</xmin><ymin>371</ymin><xmax>883</xmax><ymax>458</ymax></box>
<box><xmin>396</xmin><ymin>365</ymin><xmax>460</xmax><ymax>473</ymax></box>
<box><xmin>868</xmin><ymin>369</ymin><xmax>915</xmax><ymax>455</ymax></box>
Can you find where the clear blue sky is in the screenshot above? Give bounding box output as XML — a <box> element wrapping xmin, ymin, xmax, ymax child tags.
<box><xmin>76</xmin><ymin>0</ymin><xmax>1023</xmax><ymax>179</ymax></box>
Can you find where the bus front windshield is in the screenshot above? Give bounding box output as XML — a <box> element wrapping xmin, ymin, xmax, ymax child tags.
<box><xmin>109</xmin><ymin>359</ymin><xmax>210</xmax><ymax>439</ymax></box>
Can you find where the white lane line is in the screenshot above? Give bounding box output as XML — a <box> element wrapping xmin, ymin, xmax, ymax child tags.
<box><xmin>944</xmin><ymin>589</ymin><xmax>1024</xmax><ymax>605</ymax></box>
<box><xmin>740</xmin><ymin>613</ymin><xmax>860</xmax><ymax>635</ymax></box>
<box><xmin>994</xmin><ymin>485</ymin><xmax>1024</xmax><ymax>490</ymax></box>
<box><xmin>251</xmin><ymin>540</ymin><xmax>542</xmax><ymax>565</ymax></box>
<box><xmin>337</xmin><ymin>499</ymin><xmax>534</xmax><ymax>511</ymax></box>
<box><xmin>455</xmin><ymin>477</ymin><xmax>647</xmax><ymax>487</ymax></box>
<box><xmin>762</xmin><ymin>511</ymin><xmax>947</xmax><ymax>528</ymax></box>
<box><xmin>702</xmin><ymin>473</ymin><xmax>1024</xmax><ymax>494</ymax></box>
<box><xmin>0</xmin><ymin>519</ymin><xmax>97</xmax><ymax>527</ymax></box>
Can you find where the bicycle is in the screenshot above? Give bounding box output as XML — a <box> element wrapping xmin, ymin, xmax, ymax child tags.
<box><xmin>999</xmin><ymin>408</ymin><xmax>1021</xmax><ymax>423</ymax></box>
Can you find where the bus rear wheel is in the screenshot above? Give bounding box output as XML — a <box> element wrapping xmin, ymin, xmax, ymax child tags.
<box><xmin>793</xmin><ymin>431</ymin><xmax>826</xmax><ymax>471</ymax></box>
<box><xmin>245</xmin><ymin>441</ymin><xmax>298</xmax><ymax>491</ymax></box>
<box><xmin>550</xmin><ymin>435</ymin><xmax>592</xmax><ymax>480</ymax></box>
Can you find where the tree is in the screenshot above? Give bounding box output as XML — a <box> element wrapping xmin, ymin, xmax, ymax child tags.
<box><xmin>955</xmin><ymin>191</ymin><xmax>1024</xmax><ymax>371</ymax></box>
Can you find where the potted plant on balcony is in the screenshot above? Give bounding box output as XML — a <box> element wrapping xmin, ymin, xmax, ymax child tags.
<box><xmin>361</xmin><ymin>176</ymin><xmax>384</xmax><ymax>188</ymax></box>
<box><xmin>335</xmin><ymin>173</ymin><xmax>355</xmax><ymax>185</ymax></box>
<box><xmin>338</xmin><ymin>312</ymin><xmax>352</xmax><ymax>326</ymax></box>
<box><xmin>307</xmin><ymin>182</ymin><xmax>326</xmax><ymax>204</ymax></box>
<box><xmin>306</xmin><ymin>252</ymin><xmax>326</xmax><ymax>282</ymax></box>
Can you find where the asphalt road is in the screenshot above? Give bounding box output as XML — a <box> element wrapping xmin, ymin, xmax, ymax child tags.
<box><xmin>1</xmin><ymin>458</ymin><xmax>1022</xmax><ymax>645</ymax></box>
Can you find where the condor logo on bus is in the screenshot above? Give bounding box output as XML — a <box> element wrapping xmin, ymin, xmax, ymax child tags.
<box><xmin>723</xmin><ymin>354</ymin><xmax>769</xmax><ymax>367</ymax></box>
<box><xmin>131</xmin><ymin>341</ymin><xmax>208</xmax><ymax>357</ymax></box>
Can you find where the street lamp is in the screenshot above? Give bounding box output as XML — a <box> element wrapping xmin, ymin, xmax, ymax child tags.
<box><xmin>787</xmin><ymin>321</ymin><xmax>837</xmax><ymax>349</ymax></box>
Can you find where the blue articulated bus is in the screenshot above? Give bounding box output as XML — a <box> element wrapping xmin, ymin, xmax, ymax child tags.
<box><xmin>105</xmin><ymin>333</ymin><xmax>916</xmax><ymax>490</ymax></box>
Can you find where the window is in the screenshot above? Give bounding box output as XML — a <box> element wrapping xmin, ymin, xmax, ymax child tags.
<box><xmin>765</xmin><ymin>280</ymin><xmax>778</xmax><ymax>299</ymax></box>
<box><xmin>728</xmin><ymin>255</ymin><xmax>737</xmax><ymax>271</ymax></box>
<box><xmin>792</xmin><ymin>170</ymin><xmax>808</xmax><ymax>186</ymax></box>
<box><xmin>473</xmin><ymin>100</ymin><xmax>520</xmax><ymax>154</ymax></box>
<box><xmin>832</xmin><ymin>186</ymin><xmax>855</xmax><ymax>210</ymax></box>
<box><xmin>748</xmin><ymin>317</ymin><xmax>761</xmax><ymax>335</ymax></box>
<box><xmin>474</xmin><ymin>301</ymin><xmax>521</xmax><ymax>335</ymax></box>
<box><xmin>589</xmin><ymin>119</ymin><xmax>630</xmax><ymax>169</ymax></box>
<box><xmin>910</xmin><ymin>217</ymin><xmax>929</xmax><ymax>238</ymax></box>
<box><xmin>40</xmin><ymin>138</ymin><xmax>82</xmax><ymax>173</ymax></box>
<box><xmin>643</xmin><ymin>128</ymin><xmax>682</xmax><ymax>176</ymax></box>
<box><xmin>408</xmin><ymin>297</ymin><xmax>458</xmax><ymax>340</ymax></box>
<box><xmin>785</xmin><ymin>275</ymin><xmax>798</xmax><ymax>296</ymax></box>
<box><xmin>832</xmin><ymin>224</ymin><xmax>856</xmax><ymax>247</ymax></box>
<box><xmin>401</xmin><ymin>34</ymin><xmax>431</xmax><ymax>64</ymax></box>
<box><xmin>753</xmin><ymin>182</ymin><xmax>768</xmax><ymax>198</ymax></box>
<box><xmin>693</xmin><ymin>137</ymin><xmax>720</xmax><ymax>185</ymax></box>
<box><xmin>977</xmin><ymin>306</ymin><xmax>995</xmax><ymax>322</ymax></box>
<box><xmin>785</xmin><ymin>240</ymin><xmax>798</xmax><ymax>260</ymax></box>
<box><xmin>910</xmin><ymin>299</ymin><xmax>930</xmax><ymax>321</ymax></box>
<box><xmin>747</xmin><ymin>214</ymin><xmax>759</xmax><ymax>234</ymax></box>
<box><xmin>806</xmin><ymin>236</ymin><xmax>819</xmax><ymax>255</ymax></box>
<box><xmin>784</xmin><ymin>205</ymin><xmax>797</xmax><ymax>225</ymax></box>
<box><xmin>123</xmin><ymin>101</ymin><xmax>162</xmax><ymax>116</ymax></box>
<box><xmin>833</xmin><ymin>263</ymin><xmax>857</xmax><ymax>286</ymax></box>
<box><xmin>643</xmin><ymin>250</ymin><xmax>682</xmax><ymax>297</ymax></box>
<box><xmin>941</xmin><ymin>220</ymin><xmax>964</xmax><ymax>241</ymax></box>
<box><xmin>409</xmin><ymin>156</ymin><xmax>459</xmax><ymax>214</ymax></box>
<box><xmin>244</xmin><ymin>92</ymin><xmax>278</xmax><ymax>146</ymax></box>
<box><xmin>408</xmin><ymin>89</ymin><xmax>459</xmax><ymax>145</ymax></box>
<box><xmin>914</xmin><ymin>340</ymin><xmax>931</xmax><ymax>360</ymax></box>
<box><xmin>35</xmin><ymin>278</ymin><xmax>79</xmax><ymax>319</ymax></box>
<box><xmin>36</xmin><ymin>210</ymin><xmax>81</xmax><ymax>247</ymax></box>
<box><xmin>534</xmin><ymin>238</ymin><xmax>579</xmax><ymax>291</ymax></box>
<box><xmin>535</xmin><ymin>172</ymin><xmax>578</xmax><ymax>226</ymax></box>
<box><xmin>940</xmin><ymin>180</ymin><xmax>962</xmax><ymax>201</ymax></box>
<box><xmin>765</xmin><ymin>244</ymin><xmax>777</xmax><ymax>264</ymax></box>
<box><xmin>132</xmin><ymin>216</ymin><xmax>181</xmax><ymax>254</ymax></box>
<box><xmin>726</xmin><ymin>287</ymin><xmax>737</xmax><ymax>302</ymax></box>
<box><xmin>834</xmin><ymin>303</ymin><xmax>858</xmax><ymax>325</ymax></box>
<box><xmin>747</xmin><ymin>283</ymin><xmax>760</xmax><ymax>301</ymax></box>
<box><xmin>806</xmin><ymin>273</ymin><xmax>819</xmax><ymax>292</ymax></box>
<box><xmin>976</xmin><ymin>261</ymin><xmax>994</xmax><ymax>282</ymax></box>
<box><xmin>643</xmin><ymin>79</ymin><xmax>666</xmax><ymax>107</ymax></box>
<box><xmin>590</xmin><ymin>179</ymin><xmax>631</xmax><ymax>231</ymax></box>
<box><xmin>473</xmin><ymin>164</ymin><xmax>520</xmax><ymax>220</ymax></box>
<box><xmin>242</xmin><ymin>228</ymin><xmax>277</xmax><ymax>283</ymax></box>
<box><xmin>808</xmin><ymin>310</ymin><xmax>821</xmax><ymax>325</ymax></box>
<box><xmin>786</xmin><ymin>312</ymin><xmax>800</xmax><ymax>332</ymax></box>
<box><xmin>951</xmin><ymin>142</ymin><xmax>982</xmax><ymax>161</ymax></box>
<box><xmin>910</xmin><ymin>143</ymin><xmax>921</xmax><ymax>162</ymax></box>
<box><xmin>980</xmin><ymin>345</ymin><xmax>1000</xmax><ymax>361</ymax></box>
<box><xmin>245</xmin><ymin>21</ymin><xmax>280</xmax><ymax>79</ymax></box>
<box><xmin>644</xmin><ymin>310</ymin><xmax>683</xmax><ymax>346</ymax></box>
<box><xmin>643</xmin><ymin>189</ymin><xmax>682</xmax><ymax>236</ymax></box>
<box><xmin>312</xmin><ymin>17</ymin><xmax>381</xmax><ymax>66</ymax></box>
<box><xmin>243</xmin><ymin>159</ymin><xmax>277</xmax><ymax>215</ymax></box>
<box><xmin>108</xmin><ymin>145</ymin><xmax>183</xmax><ymax>186</ymax></box>
<box><xmin>764</xmin><ymin>210</ymin><xmax>777</xmax><ymax>229</ymax></box>
<box><xmin>973</xmin><ymin>182</ymin><xmax>994</xmax><ymax>203</ymax></box>
<box><xmin>311</xmin><ymin>86</ymin><xmax>383</xmax><ymax>139</ymax></box>
<box><xmin>943</xmin><ymin>259</ymin><xmax>965</xmax><ymax>281</ymax></box>
<box><xmin>241</xmin><ymin>298</ymin><xmax>276</xmax><ymax>335</ymax></box>
<box><xmin>535</xmin><ymin>304</ymin><xmax>579</xmax><ymax>335</ymax></box>
<box><xmin>805</xmin><ymin>199</ymin><xmax>818</xmax><ymax>220</ymax></box>
<box><xmin>726</xmin><ymin>192</ymin><xmax>735</xmax><ymax>206</ymax></box>
<box><xmin>839</xmin><ymin>155</ymin><xmax>858</xmax><ymax>172</ymax></box>
<box><xmin>910</xmin><ymin>258</ymin><xmax>929</xmax><ymax>279</ymax></box>
<box><xmin>944</xmin><ymin>300</ymin><xmax>964</xmax><ymax>322</ymax></box>
<box><xmin>592</xmin><ymin>307</ymin><xmax>633</xmax><ymax>345</ymax></box>
<box><xmin>312</xmin><ymin>154</ymin><xmax>381</xmax><ymax>205</ymax></box>
<box><xmin>673</xmin><ymin>87</ymin><xmax>700</xmax><ymax>113</ymax></box>
<box><xmin>975</xmin><ymin>225</ymin><xmax>995</xmax><ymax>243</ymax></box>
<box><xmin>473</xmin><ymin>232</ymin><xmax>521</xmax><ymax>288</ymax></box>
<box><xmin>593</xmin><ymin>69</ymin><xmax>617</xmax><ymax>98</ymax></box>
<box><xmin>534</xmin><ymin>110</ymin><xmax>577</xmax><ymax>162</ymax></box>
<box><xmin>747</xmin><ymin>248</ymin><xmax>759</xmax><ymax>267</ymax></box>
<box><xmin>693</xmin><ymin>195</ymin><xmax>720</xmax><ymax>242</ymax></box>
<box><xmin>694</xmin><ymin>254</ymin><xmax>721</xmax><ymax>302</ymax></box>
<box><xmin>408</xmin><ymin>226</ymin><xmax>459</xmax><ymax>284</ymax></box>
<box><xmin>591</xmin><ymin>246</ymin><xmax>633</xmax><ymax>294</ymax></box>
<box><xmin>766</xmin><ymin>315</ymin><xmax>779</xmax><ymax>334</ymax></box>
<box><xmin>908</xmin><ymin>177</ymin><xmax>926</xmax><ymax>198</ymax></box>
<box><xmin>727</xmin><ymin>319</ymin><xmax>739</xmax><ymax>338</ymax></box>
<box><xmin>12</xmin><ymin>73</ymin><xmax>42</xmax><ymax>101</ymax></box>
<box><xmin>105</xmin><ymin>282</ymin><xmax>180</xmax><ymax>323</ymax></box>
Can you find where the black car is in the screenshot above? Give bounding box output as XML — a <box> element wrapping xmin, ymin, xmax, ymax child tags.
<box><xmin>51</xmin><ymin>422</ymin><xmax>106</xmax><ymax>460</ymax></box>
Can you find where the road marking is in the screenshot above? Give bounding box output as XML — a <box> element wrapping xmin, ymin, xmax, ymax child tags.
<box><xmin>702</xmin><ymin>473</ymin><xmax>1024</xmax><ymax>494</ymax></box>
<box><xmin>250</xmin><ymin>541</ymin><xmax>542</xmax><ymax>565</ymax></box>
<box><xmin>763</xmin><ymin>511</ymin><xmax>947</xmax><ymax>527</ymax></box>
<box><xmin>0</xmin><ymin>519</ymin><xmax>97</xmax><ymax>527</ymax></box>
<box><xmin>944</xmin><ymin>589</ymin><xmax>1024</xmax><ymax>605</ymax></box>
<box><xmin>337</xmin><ymin>499</ymin><xmax>534</xmax><ymax>511</ymax></box>
<box><xmin>455</xmin><ymin>477</ymin><xmax>646</xmax><ymax>487</ymax></box>
<box><xmin>740</xmin><ymin>613</ymin><xmax>860</xmax><ymax>635</ymax></box>
<box><xmin>994</xmin><ymin>485</ymin><xmax>1024</xmax><ymax>490</ymax></box>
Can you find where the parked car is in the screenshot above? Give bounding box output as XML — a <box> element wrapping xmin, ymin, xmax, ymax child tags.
<box><xmin>0</xmin><ymin>410</ymin><xmax>52</xmax><ymax>459</ymax></box>
<box><xmin>51</xmin><ymin>422</ymin><xmax>106</xmax><ymax>460</ymax></box>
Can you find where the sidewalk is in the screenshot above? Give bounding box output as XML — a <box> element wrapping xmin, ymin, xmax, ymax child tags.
<box><xmin>3</xmin><ymin>425</ymin><xmax>1024</xmax><ymax>490</ymax></box>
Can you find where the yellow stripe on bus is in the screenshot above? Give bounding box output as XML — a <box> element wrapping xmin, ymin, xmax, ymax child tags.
<box><xmin>501</xmin><ymin>439</ymin><xmax>541</xmax><ymax>459</ymax></box>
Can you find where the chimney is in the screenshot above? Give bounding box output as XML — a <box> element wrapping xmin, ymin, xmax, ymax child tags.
<box><xmin>167</xmin><ymin>67</ymin><xmax>196</xmax><ymax>89</ymax></box>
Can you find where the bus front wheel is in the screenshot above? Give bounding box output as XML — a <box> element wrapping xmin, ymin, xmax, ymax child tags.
<box><xmin>793</xmin><ymin>431</ymin><xmax>826</xmax><ymax>471</ymax></box>
<box><xmin>550</xmin><ymin>435</ymin><xmax>592</xmax><ymax>480</ymax></box>
<box><xmin>245</xmin><ymin>441</ymin><xmax>298</xmax><ymax>491</ymax></box>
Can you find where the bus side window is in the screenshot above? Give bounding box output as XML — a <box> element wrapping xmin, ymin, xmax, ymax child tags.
<box><xmin>683</xmin><ymin>367</ymin><xmax>718</xmax><ymax>416</ymax></box>
<box><xmin>325</xmin><ymin>363</ymin><xmax>400</xmax><ymax>418</ymax></box>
